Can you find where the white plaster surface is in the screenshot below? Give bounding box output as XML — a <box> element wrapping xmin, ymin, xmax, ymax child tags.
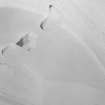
<box><xmin>0</xmin><ymin>0</ymin><xmax>104</xmax><ymax>105</ymax></box>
